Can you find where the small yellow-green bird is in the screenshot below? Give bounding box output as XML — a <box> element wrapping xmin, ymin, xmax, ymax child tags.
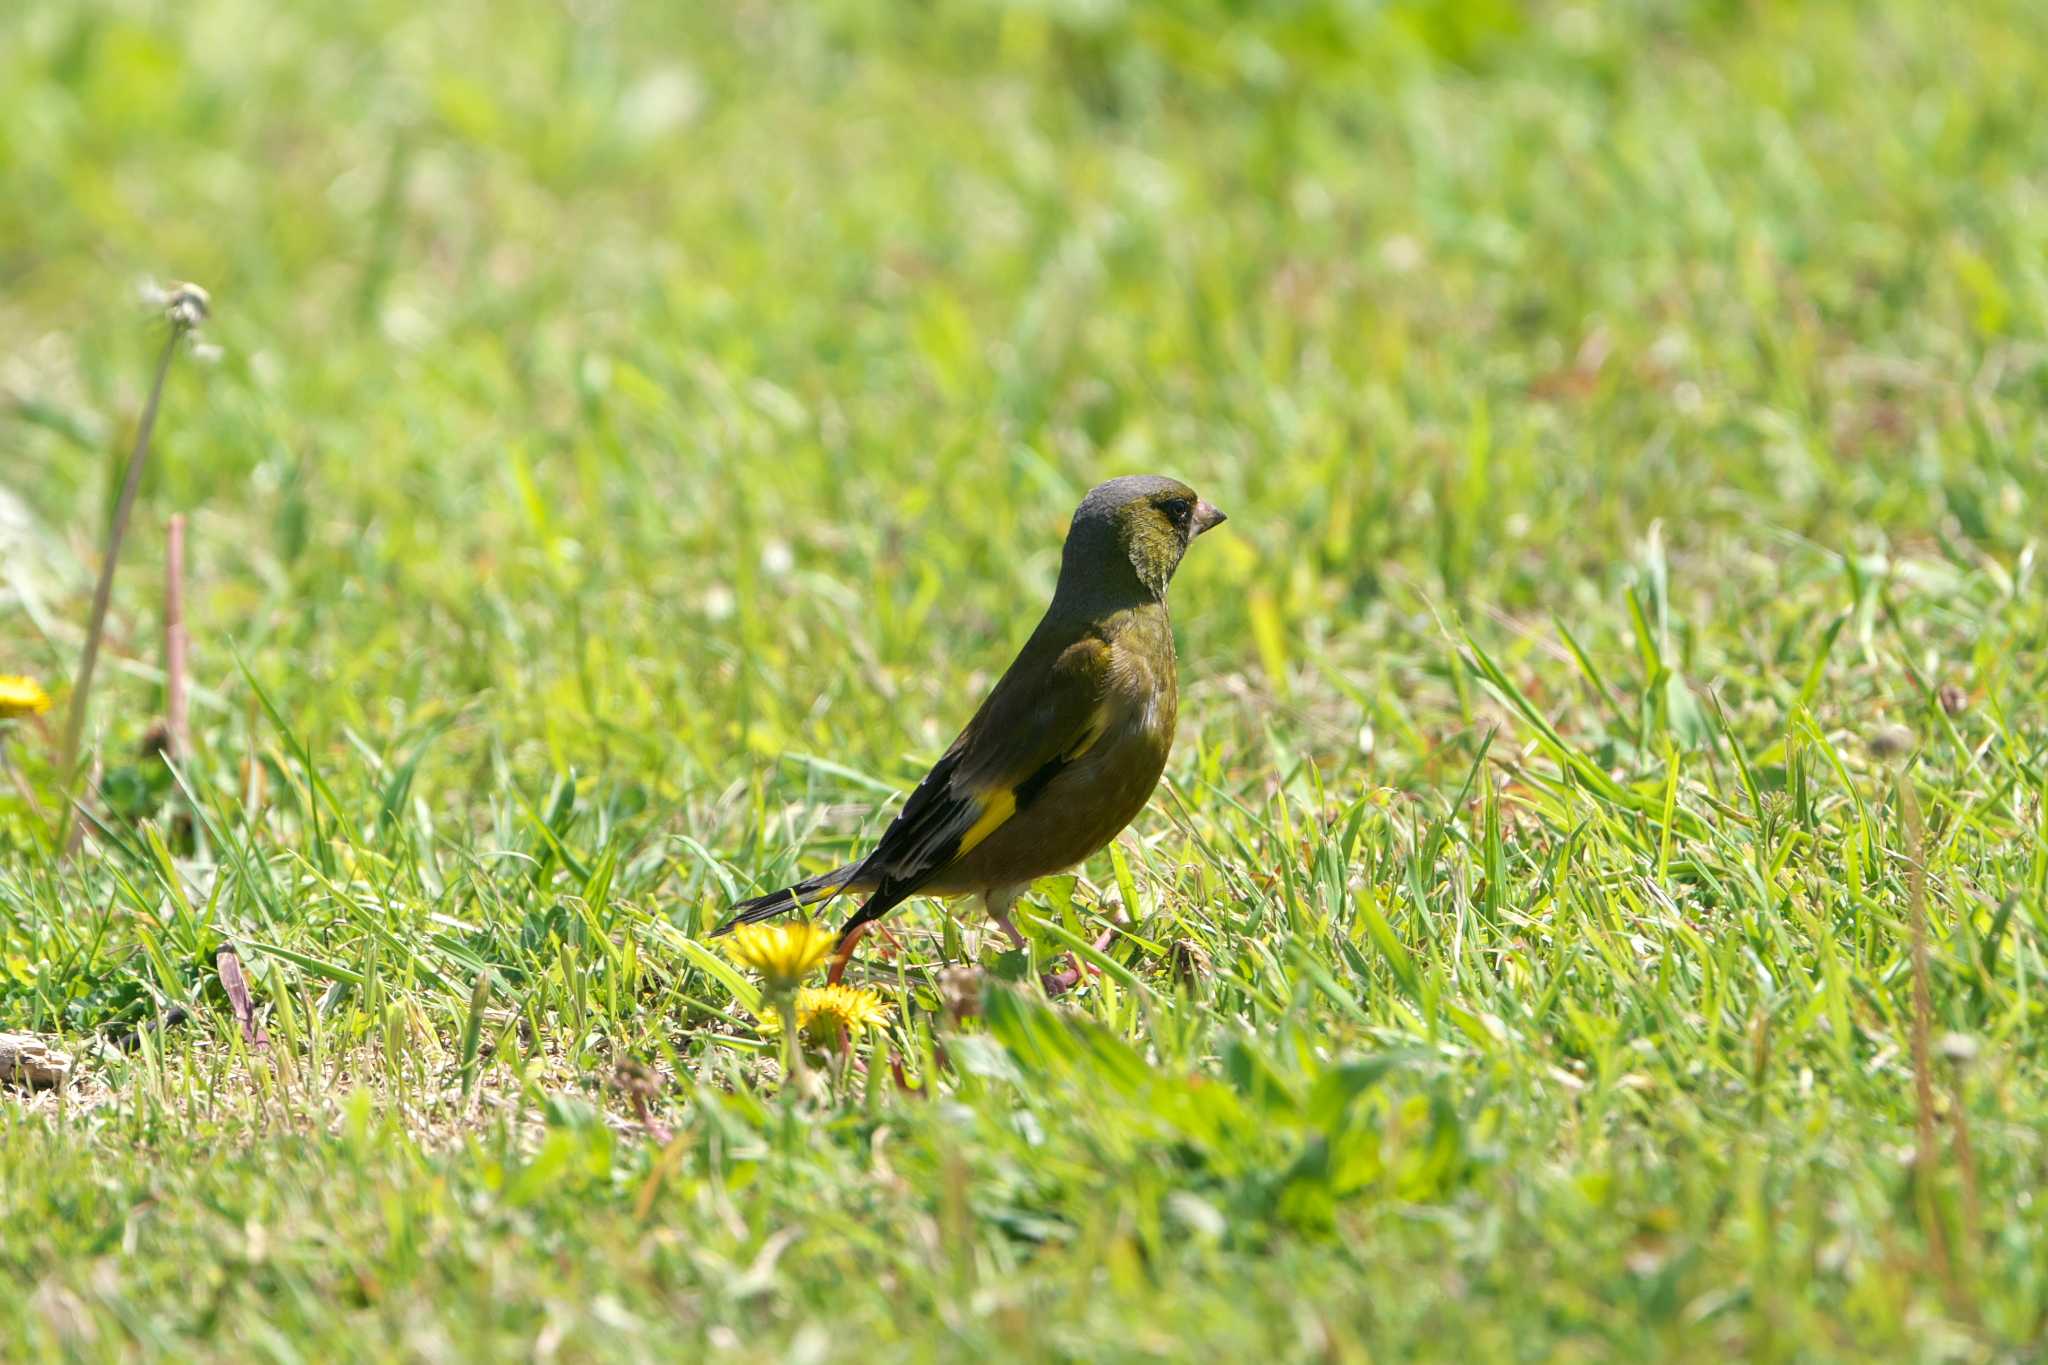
<box><xmin>712</xmin><ymin>475</ymin><xmax>1226</xmax><ymax>982</ymax></box>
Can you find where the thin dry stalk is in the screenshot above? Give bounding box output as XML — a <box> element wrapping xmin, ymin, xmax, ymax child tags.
<box><xmin>1899</xmin><ymin>771</ymin><xmax>1969</xmax><ymax>1321</ymax></box>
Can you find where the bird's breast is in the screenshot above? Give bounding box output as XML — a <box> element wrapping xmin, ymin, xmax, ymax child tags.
<box><xmin>1103</xmin><ymin>607</ymin><xmax>1178</xmax><ymax>746</ymax></box>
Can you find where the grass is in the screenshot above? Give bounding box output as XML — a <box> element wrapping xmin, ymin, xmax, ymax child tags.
<box><xmin>5</xmin><ymin>0</ymin><xmax>2048</xmax><ymax>1358</ymax></box>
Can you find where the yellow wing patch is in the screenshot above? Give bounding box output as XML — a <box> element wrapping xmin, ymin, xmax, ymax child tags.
<box><xmin>945</xmin><ymin>702</ymin><xmax>1106</xmax><ymax>864</ymax></box>
<box><xmin>955</xmin><ymin>789</ymin><xmax>1017</xmax><ymax>858</ymax></box>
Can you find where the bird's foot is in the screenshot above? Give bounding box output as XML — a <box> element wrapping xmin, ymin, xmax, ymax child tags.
<box><xmin>1041</xmin><ymin>958</ymin><xmax>1083</xmax><ymax>996</ymax></box>
<box><xmin>1039</xmin><ymin>928</ymin><xmax>1116</xmax><ymax>997</ymax></box>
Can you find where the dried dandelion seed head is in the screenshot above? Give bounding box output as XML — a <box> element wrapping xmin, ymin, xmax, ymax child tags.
<box><xmin>166</xmin><ymin>282</ymin><xmax>210</xmax><ymax>330</ymax></box>
<box><xmin>0</xmin><ymin>675</ymin><xmax>52</xmax><ymax>720</ymax></box>
<box><xmin>168</xmin><ymin>289</ymin><xmax>208</xmax><ymax>330</ymax></box>
<box><xmin>719</xmin><ymin>921</ymin><xmax>835</xmax><ymax>990</ymax></box>
<box><xmin>139</xmin><ymin>280</ymin><xmax>212</xmax><ymax>335</ymax></box>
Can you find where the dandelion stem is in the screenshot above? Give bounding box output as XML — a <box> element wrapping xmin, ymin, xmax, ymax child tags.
<box><xmin>57</xmin><ymin>312</ymin><xmax>192</xmax><ymax>843</ymax></box>
<box><xmin>772</xmin><ymin>984</ymin><xmax>809</xmax><ymax>1089</ymax></box>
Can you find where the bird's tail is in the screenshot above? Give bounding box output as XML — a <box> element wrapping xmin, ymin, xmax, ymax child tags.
<box><xmin>710</xmin><ymin>864</ymin><xmax>862</xmax><ymax>936</ymax></box>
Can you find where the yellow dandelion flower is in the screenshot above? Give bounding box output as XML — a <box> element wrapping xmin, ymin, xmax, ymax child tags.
<box><xmin>0</xmin><ymin>675</ymin><xmax>52</xmax><ymax>720</ymax></box>
<box><xmin>810</xmin><ymin>983</ymin><xmax>892</xmax><ymax>1033</ymax></box>
<box><xmin>719</xmin><ymin>921</ymin><xmax>835</xmax><ymax>990</ymax></box>
<box><xmin>758</xmin><ymin>984</ymin><xmax>894</xmax><ymax>1043</ymax></box>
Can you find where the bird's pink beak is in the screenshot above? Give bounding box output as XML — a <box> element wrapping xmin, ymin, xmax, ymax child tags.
<box><xmin>1191</xmin><ymin>500</ymin><xmax>1227</xmax><ymax>536</ymax></box>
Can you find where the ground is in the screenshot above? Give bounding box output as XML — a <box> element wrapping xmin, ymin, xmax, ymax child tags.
<box><xmin>4</xmin><ymin>0</ymin><xmax>2048</xmax><ymax>1359</ymax></box>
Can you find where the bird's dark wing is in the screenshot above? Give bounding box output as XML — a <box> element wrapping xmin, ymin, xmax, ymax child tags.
<box><xmin>835</xmin><ymin>632</ymin><xmax>1113</xmax><ymax>940</ymax></box>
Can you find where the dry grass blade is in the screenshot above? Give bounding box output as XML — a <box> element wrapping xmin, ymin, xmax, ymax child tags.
<box><xmin>1899</xmin><ymin>770</ymin><xmax>1969</xmax><ymax>1323</ymax></box>
<box><xmin>216</xmin><ymin>946</ymin><xmax>269</xmax><ymax>1051</ymax></box>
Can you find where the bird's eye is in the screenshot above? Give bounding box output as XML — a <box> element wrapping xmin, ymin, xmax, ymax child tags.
<box><xmin>1159</xmin><ymin>498</ymin><xmax>1193</xmax><ymax>528</ymax></box>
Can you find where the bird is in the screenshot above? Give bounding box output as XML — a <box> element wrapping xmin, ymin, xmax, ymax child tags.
<box><xmin>711</xmin><ymin>474</ymin><xmax>1227</xmax><ymax>984</ymax></box>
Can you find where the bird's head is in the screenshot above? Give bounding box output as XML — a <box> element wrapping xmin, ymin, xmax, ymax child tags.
<box><xmin>1059</xmin><ymin>475</ymin><xmax>1227</xmax><ymax>603</ymax></box>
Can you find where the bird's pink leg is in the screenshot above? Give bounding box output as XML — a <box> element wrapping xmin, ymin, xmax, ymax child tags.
<box><xmin>826</xmin><ymin>923</ymin><xmax>868</xmax><ymax>985</ymax></box>
<box><xmin>989</xmin><ymin>907</ymin><xmax>1027</xmax><ymax>952</ymax></box>
<box><xmin>983</xmin><ymin>885</ymin><xmax>1028</xmax><ymax>953</ymax></box>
